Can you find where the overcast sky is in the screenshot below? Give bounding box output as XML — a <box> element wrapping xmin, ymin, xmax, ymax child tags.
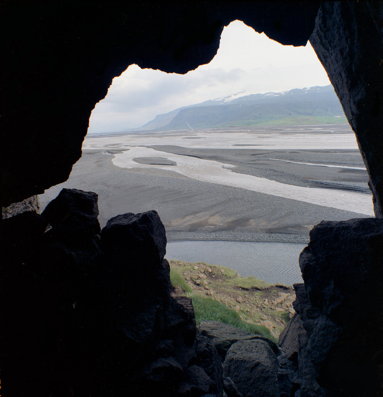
<box><xmin>88</xmin><ymin>20</ymin><xmax>330</xmax><ymax>134</ymax></box>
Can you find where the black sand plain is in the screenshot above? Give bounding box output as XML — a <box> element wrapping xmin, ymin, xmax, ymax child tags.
<box><xmin>40</xmin><ymin>127</ymin><xmax>371</xmax><ymax>243</ymax></box>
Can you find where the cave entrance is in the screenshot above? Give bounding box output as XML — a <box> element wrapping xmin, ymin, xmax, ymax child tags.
<box><xmin>39</xmin><ymin>20</ymin><xmax>372</xmax><ymax>339</ymax></box>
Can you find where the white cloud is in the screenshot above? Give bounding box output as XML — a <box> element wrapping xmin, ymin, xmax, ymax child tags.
<box><xmin>88</xmin><ymin>20</ymin><xmax>330</xmax><ymax>134</ymax></box>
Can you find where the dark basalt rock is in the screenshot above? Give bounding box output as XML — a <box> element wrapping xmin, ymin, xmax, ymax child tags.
<box><xmin>179</xmin><ymin>365</ymin><xmax>215</xmax><ymax>395</ymax></box>
<box><xmin>100</xmin><ymin>210</ymin><xmax>170</xmax><ymax>301</ymax></box>
<box><xmin>193</xmin><ymin>332</ymin><xmax>224</xmax><ymax>396</ymax></box>
<box><xmin>164</xmin><ymin>296</ymin><xmax>197</xmax><ymax>350</ymax></box>
<box><xmin>1</xmin><ymin>189</ymin><xmax>217</xmax><ymax>396</ymax></box>
<box><xmin>223</xmin><ymin>377</ymin><xmax>243</xmax><ymax>397</ymax></box>
<box><xmin>3</xmin><ymin>196</ymin><xmax>383</xmax><ymax>396</ymax></box>
<box><xmin>223</xmin><ymin>339</ymin><xmax>280</xmax><ymax>397</ymax></box>
<box><xmin>286</xmin><ymin>218</ymin><xmax>383</xmax><ymax>397</ymax></box>
<box><xmin>101</xmin><ymin>211</ymin><xmax>167</xmax><ymax>262</ymax></box>
<box><xmin>1</xmin><ymin>192</ymin><xmax>104</xmax><ymax>396</ymax></box>
<box><xmin>310</xmin><ymin>1</ymin><xmax>383</xmax><ymax>216</ymax></box>
<box><xmin>2</xmin><ymin>211</ymin><xmax>46</xmax><ymax>266</ymax></box>
<box><xmin>42</xmin><ymin>188</ymin><xmax>100</xmax><ymax>239</ymax></box>
<box><xmin>278</xmin><ymin>313</ymin><xmax>306</xmax><ymax>361</ymax></box>
<box><xmin>144</xmin><ymin>356</ymin><xmax>184</xmax><ymax>385</ymax></box>
<box><xmin>199</xmin><ymin>321</ymin><xmax>279</xmax><ymax>361</ymax></box>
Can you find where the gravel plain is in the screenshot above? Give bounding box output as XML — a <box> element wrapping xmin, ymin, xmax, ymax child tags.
<box><xmin>39</xmin><ymin>126</ymin><xmax>372</xmax><ymax>243</ymax></box>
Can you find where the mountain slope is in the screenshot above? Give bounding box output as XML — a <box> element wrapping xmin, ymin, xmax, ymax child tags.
<box><xmin>141</xmin><ymin>85</ymin><xmax>346</xmax><ymax>131</ymax></box>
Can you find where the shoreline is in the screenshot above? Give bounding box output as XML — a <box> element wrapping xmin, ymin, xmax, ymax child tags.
<box><xmin>166</xmin><ymin>231</ymin><xmax>309</xmax><ymax>244</ymax></box>
<box><xmin>165</xmin><ymin>239</ymin><xmax>305</xmax><ymax>285</ymax></box>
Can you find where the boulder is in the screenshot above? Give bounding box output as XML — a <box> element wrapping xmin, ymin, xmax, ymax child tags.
<box><xmin>277</xmin><ymin>312</ymin><xmax>307</xmax><ymax>396</ymax></box>
<box><xmin>199</xmin><ymin>321</ymin><xmax>279</xmax><ymax>361</ymax></box>
<box><xmin>164</xmin><ymin>296</ymin><xmax>197</xmax><ymax>346</ymax></box>
<box><xmin>294</xmin><ymin>218</ymin><xmax>383</xmax><ymax>396</ymax></box>
<box><xmin>179</xmin><ymin>365</ymin><xmax>214</xmax><ymax>395</ymax></box>
<box><xmin>277</xmin><ymin>353</ymin><xmax>298</xmax><ymax>397</ymax></box>
<box><xmin>223</xmin><ymin>377</ymin><xmax>243</xmax><ymax>397</ymax></box>
<box><xmin>2</xmin><ymin>193</ymin><xmax>229</xmax><ymax>396</ymax></box>
<box><xmin>42</xmin><ymin>188</ymin><xmax>100</xmax><ymax>239</ymax></box>
<box><xmin>193</xmin><ymin>332</ymin><xmax>224</xmax><ymax>396</ymax></box>
<box><xmin>155</xmin><ymin>339</ymin><xmax>176</xmax><ymax>357</ymax></box>
<box><xmin>223</xmin><ymin>339</ymin><xmax>279</xmax><ymax>397</ymax></box>
<box><xmin>39</xmin><ymin>189</ymin><xmax>103</xmax><ymax>281</ymax></box>
<box><xmin>2</xmin><ymin>192</ymin><xmax>104</xmax><ymax>397</ymax></box>
<box><xmin>278</xmin><ymin>313</ymin><xmax>306</xmax><ymax>361</ymax></box>
<box><xmin>144</xmin><ymin>356</ymin><xmax>184</xmax><ymax>384</ymax></box>
<box><xmin>100</xmin><ymin>211</ymin><xmax>170</xmax><ymax>297</ymax></box>
<box><xmin>101</xmin><ymin>210</ymin><xmax>166</xmax><ymax>262</ymax></box>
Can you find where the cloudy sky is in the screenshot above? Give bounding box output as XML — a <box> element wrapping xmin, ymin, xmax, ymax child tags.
<box><xmin>88</xmin><ymin>20</ymin><xmax>330</xmax><ymax>134</ymax></box>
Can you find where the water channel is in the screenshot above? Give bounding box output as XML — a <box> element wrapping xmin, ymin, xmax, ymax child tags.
<box><xmin>166</xmin><ymin>240</ymin><xmax>306</xmax><ymax>285</ymax></box>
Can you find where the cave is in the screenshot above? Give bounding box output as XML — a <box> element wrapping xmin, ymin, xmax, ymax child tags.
<box><xmin>1</xmin><ymin>1</ymin><xmax>383</xmax><ymax>396</ymax></box>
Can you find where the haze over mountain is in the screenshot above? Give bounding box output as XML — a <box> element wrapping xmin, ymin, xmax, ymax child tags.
<box><xmin>140</xmin><ymin>85</ymin><xmax>346</xmax><ymax>131</ymax></box>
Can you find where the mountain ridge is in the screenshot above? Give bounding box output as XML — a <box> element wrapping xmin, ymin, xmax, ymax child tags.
<box><xmin>140</xmin><ymin>85</ymin><xmax>347</xmax><ymax>131</ymax></box>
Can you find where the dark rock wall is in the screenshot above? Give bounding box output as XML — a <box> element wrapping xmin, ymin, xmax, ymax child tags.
<box><xmin>286</xmin><ymin>219</ymin><xmax>383</xmax><ymax>397</ymax></box>
<box><xmin>4</xmin><ymin>190</ymin><xmax>383</xmax><ymax>396</ymax></box>
<box><xmin>310</xmin><ymin>1</ymin><xmax>383</xmax><ymax>216</ymax></box>
<box><xmin>1</xmin><ymin>1</ymin><xmax>320</xmax><ymax>206</ymax></box>
<box><xmin>1</xmin><ymin>189</ymin><xmax>221</xmax><ymax>396</ymax></box>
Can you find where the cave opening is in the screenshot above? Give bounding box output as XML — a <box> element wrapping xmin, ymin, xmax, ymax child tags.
<box><xmin>2</xmin><ymin>2</ymin><xmax>383</xmax><ymax>396</ymax></box>
<box><xmin>38</xmin><ymin>20</ymin><xmax>372</xmax><ymax>340</ymax></box>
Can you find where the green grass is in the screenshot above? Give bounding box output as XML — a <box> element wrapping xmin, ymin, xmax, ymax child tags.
<box><xmin>281</xmin><ymin>311</ymin><xmax>292</xmax><ymax>324</ymax></box>
<box><xmin>191</xmin><ymin>294</ymin><xmax>274</xmax><ymax>340</ymax></box>
<box><xmin>218</xmin><ymin>115</ymin><xmax>347</xmax><ymax>128</ymax></box>
<box><xmin>226</xmin><ymin>275</ymin><xmax>270</xmax><ymax>290</ymax></box>
<box><xmin>170</xmin><ymin>268</ymin><xmax>192</xmax><ymax>293</ymax></box>
<box><xmin>256</xmin><ymin>115</ymin><xmax>347</xmax><ymax>126</ymax></box>
<box><xmin>169</xmin><ymin>262</ymin><xmax>276</xmax><ymax>341</ymax></box>
<box><xmin>215</xmin><ymin>265</ymin><xmax>238</xmax><ymax>278</ymax></box>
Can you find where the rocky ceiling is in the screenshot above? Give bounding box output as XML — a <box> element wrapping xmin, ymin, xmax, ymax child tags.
<box><xmin>1</xmin><ymin>1</ymin><xmax>382</xmax><ymax>216</ymax></box>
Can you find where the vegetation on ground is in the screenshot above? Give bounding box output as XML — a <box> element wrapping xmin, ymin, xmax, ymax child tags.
<box><xmin>170</xmin><ymin>268</ymin><xmax>193</xmax><ymax>293</ymax></box>
<box><xmin>219</xmin><ymin>115</ymin><xmax>347</xmax><ymax>128</ymax></box>
<box><xmin>191</xmin><ymin>294</ymin><xmax>274</xmax><ymax>340</ymax></box>
<box><xmin>143</xmin><ymin>85</ymin><xmax>347</xmax><ymax>131</ymax></box>
<box><xmin>169</xmin><ymin>260</ymin><xmax>295</xmax><ymax>340</ymax></box>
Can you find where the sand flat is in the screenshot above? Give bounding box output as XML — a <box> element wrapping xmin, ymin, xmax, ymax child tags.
<box><xmin>40</xmin><ymin>127</ymin><xmax>372</xmax><ymax>242</ymax></box>
<box><xmin>112</xmin><ymin>146</ymin><xmax>372</xmax><ymax>215</ymax></box>
<box><xmin>83</xmin><ymin>126</ymin><xmax>359</xmax><ymax>151</ymax></box>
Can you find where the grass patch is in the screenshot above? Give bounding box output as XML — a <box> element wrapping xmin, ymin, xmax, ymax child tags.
<box><xmin>226</xmin><ymin>275</ymin><xmax>270</xmax><ymax>290</ymax></box>
<box><xmin>281</xmin><ymin>311</ymin><xmax>292</xmax><ymax>324</ymax></box>
<box><xmin>169</xmin><ymin>260</ymin><xmax>294</xmax><ymax>340</ymax></box>
<box><xmin>214</xmin><ymin>264</ymin><xmax>238</xmax><ymax>279</ymax></box>
<box><xmin>218</xmin><ymin>115</ymin><xmax>347</xmax><ymax>128</ymax></box>
<box><xmin>170</xmin><ymin>268</ymin><xmax>192</xmax><ymax>293</ymax></box>
<box><xmin>191</xmin><ymin>294</ymin><xmax>274</xmax><ymax>340</ymax></box>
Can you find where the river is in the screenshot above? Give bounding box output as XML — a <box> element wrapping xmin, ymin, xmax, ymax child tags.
<box><xmin>166</xmin><ymin>240</ymin><xmax>306</xmax><ymax>285</ymax></box>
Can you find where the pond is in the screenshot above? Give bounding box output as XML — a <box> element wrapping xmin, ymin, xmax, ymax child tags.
<box><xmin>166</xmin><ymin>240</ymin><xmax>306</xmax><ymax>285</ymax></box>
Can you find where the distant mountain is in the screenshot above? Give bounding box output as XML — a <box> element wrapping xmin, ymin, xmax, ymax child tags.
<box><xmin>141</xmin><ymin>85</ymin><xmax>346</xmax><ymax>131</ymax></box>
